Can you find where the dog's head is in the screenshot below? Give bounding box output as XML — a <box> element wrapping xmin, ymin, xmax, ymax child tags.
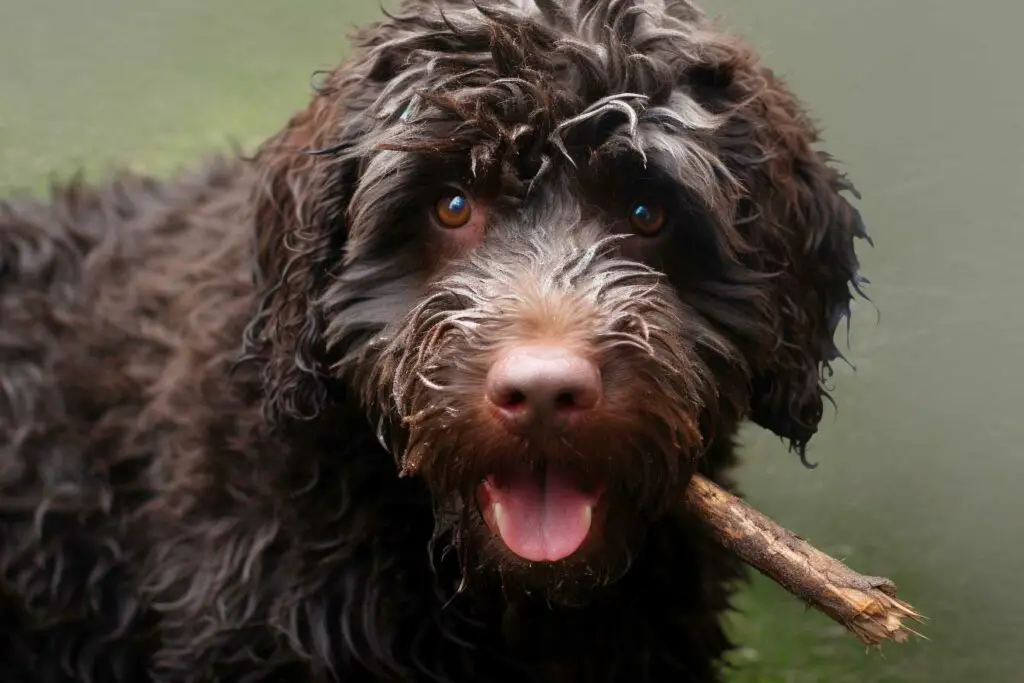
<box><xmin>244</xmin><ymin>0</ymin><xmax>868</xmax><ymax>602</ymax></box>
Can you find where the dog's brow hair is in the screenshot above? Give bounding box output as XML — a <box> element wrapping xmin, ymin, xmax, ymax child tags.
<box><xmin>551</xmin><ymin>93</ymin><xmax>649</xmax><ymax>166</ymax></box>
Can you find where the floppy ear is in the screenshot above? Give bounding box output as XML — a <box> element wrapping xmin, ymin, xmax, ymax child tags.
<box><xmin>241</xmin><ymin>8</ymin><xmax>467</xmax><ymax>429</ymax></box>
<box><xmin>243</xmin><ymin>86</ymin><xmax>357</xmax><ymax>428</ymax></box>
<box><xmin>686</xmin><ymin>39</ymin><xmax>870</xmax><ymax>459</ymax></box>
<box><xmin>242</xmin><ymin>16</ymin><xmax>420</xmax><ymax>429</ymax></box>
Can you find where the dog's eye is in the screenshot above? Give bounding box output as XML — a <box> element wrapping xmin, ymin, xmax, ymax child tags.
<box><xmin>629</xmin><ymin>202</ymin><xmax>667</xmax><ymax>236</ymax></box>
<box><xmin>434</xmin><ymin>193</ymin><xmax>473</xmax><ymax>229</ymax></box>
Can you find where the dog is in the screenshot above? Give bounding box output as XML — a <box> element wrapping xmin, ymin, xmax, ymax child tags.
<box><xmin>0</xmin><ymin>0</ymin><xmax>869</xmax><ymax>681</ymax></box>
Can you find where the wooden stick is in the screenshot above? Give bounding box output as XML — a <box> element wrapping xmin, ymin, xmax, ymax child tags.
<box><xmin>683</xmin><ymin>473</ymin><xmax>925</xmax><ymax>647</ymax></box>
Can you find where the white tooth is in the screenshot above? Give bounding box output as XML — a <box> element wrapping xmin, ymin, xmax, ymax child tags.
<box><xmin>492</xmin><ymin>502</ymin><xmax>508</xmax><ymax>536</ymax></box>
<box><xmin>582</xmin><ymin>504</ymin><xmax>593</xmax><ymax>527</ymax></box>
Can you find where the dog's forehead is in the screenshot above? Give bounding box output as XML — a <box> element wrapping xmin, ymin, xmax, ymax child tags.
<box><xmin>368</xmin><ymin>0</ymin><xmax>710</xmax><ymax>122</ymax></box>
<box><xmin>340</xmin><ymin>0</ymin><xmax>736</xmax><ymax>220</ymax></box>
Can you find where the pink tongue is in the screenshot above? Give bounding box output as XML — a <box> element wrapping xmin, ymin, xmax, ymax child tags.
<box><xmin>484</xmin><ymin>470</ymin><xmax>597</xmax><ymax>562</ymax></box>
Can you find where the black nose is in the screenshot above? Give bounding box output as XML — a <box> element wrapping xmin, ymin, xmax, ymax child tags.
<box><xmin>485</xmin><ymin>346</ymin><xmax>602</xmax><ymax>432</ymax></box>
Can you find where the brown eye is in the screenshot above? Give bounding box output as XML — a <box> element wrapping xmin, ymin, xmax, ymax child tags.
<box><xmin>434</xmin><ymin>192</ymin><xmax>473</xmax><ymax>228</ymax></box>
<box><xmin>629</xmin><ymin>202</ymin><xmax>667</xmax><ymax>236</ymax></box>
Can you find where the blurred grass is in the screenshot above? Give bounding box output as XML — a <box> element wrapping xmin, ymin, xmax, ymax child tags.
<box><xmin>0</xmin><ymin>0</ymin><xmax>382</xmax><ymax>193</ymax></box>
<box><xmin>1</xmin><ymin>2</ymin><xmax>949</xmax><ymax>681</ymax></box>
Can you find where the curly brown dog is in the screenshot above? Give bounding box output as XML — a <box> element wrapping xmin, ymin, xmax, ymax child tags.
<box><xmin>0</xmin><ymin>1</ymin><xmax>869</xmax><ymax>681</ymax></box>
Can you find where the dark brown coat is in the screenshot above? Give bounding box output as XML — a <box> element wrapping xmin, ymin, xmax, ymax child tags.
<box><xmin>0</xmin><ymin>1</ymin><xmax>868</xmax><ymax>681</ymax></box>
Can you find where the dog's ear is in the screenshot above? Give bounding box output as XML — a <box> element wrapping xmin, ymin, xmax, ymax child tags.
<box><xmin>241</xmin><ymin>17</ymin><xmax>437</xmax><ymax>429</ymax></box>
<box><xmin>687</xmin><ymin>40</ymin><xmax>870</xmax><ymax>459</ymax></box>
<box><xmin>243</xmin><ymin>89</ymin><xmax>355</xmax><ymax>428</ymax></box>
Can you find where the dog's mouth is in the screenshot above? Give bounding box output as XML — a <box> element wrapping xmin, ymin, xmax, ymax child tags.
<box><xmin>476</xmin><ymin>465</ymin><xmax>603</xmax><ymax>562</ymax></box>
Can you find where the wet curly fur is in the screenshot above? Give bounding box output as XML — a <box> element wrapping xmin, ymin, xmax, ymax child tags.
<box><xmin>0</xmin><ymin>0</ymin><xmax>870</xmax><ymax>681</ymax></box>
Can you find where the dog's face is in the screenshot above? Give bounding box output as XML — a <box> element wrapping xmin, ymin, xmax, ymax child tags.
<box><xmin>362</xmin><ymin>180</ymin><xmax>728</xmax><ymax>599</ymax></box>
<box><xmin>245</xmin><ymin>0</ymin><xmax>867</xmax><ymax>603</ymax></box>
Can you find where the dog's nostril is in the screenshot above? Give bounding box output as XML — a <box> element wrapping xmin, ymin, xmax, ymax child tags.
<box><xmin>502</xmin><ymin>390</ymin><xmax>528</xmax><ymax>409</ymax></box>
<box><xmin>555</xmin><ymin>391</ymin><xmax>578</xmax><ymax>409</ymax></box>
<box><xmin>485</xmin><ymin>346</ymin><xmax>602</xmax><ymax>430</ymax></box>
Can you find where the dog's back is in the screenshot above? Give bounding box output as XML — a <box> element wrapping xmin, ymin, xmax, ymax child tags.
<box><xmin>0</xmin><ymin>159</ymin><xmax>256</xmax><ymax>681</ymax></box>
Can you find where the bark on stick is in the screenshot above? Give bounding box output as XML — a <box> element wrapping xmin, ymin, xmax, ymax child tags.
<box><xmin>683</xmin><ymin>474</ymin><xmax>925</xmax><ymax>647</ymax></box>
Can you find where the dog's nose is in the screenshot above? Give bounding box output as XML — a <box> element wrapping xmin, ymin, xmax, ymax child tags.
<box><xmin>485</xmin><ymin>346</ymin><xmax>602</xmax><ymax>431</ymax></box>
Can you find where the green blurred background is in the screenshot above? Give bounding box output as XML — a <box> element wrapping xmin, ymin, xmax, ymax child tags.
<box><xmin>3</xmin><ymin>1</ymin><xmax>1022</xmax><ymax>681</ymax></box>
